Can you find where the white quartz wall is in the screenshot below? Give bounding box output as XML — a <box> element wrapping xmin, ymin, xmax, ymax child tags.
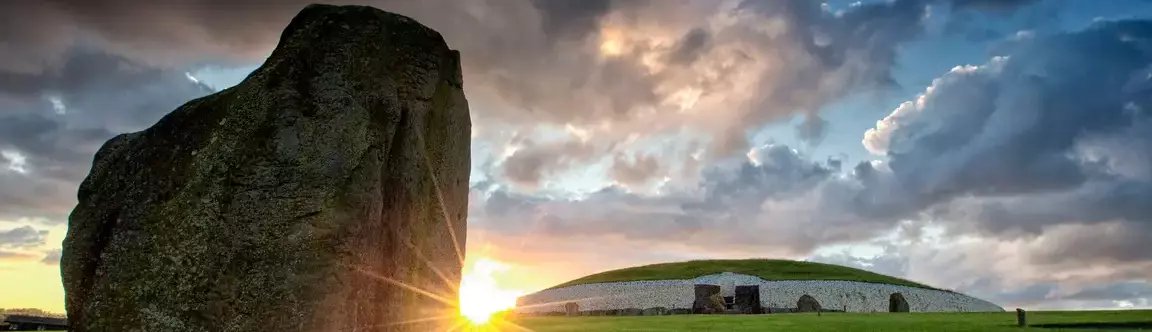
<box><xmin>757</xmin><ymin>280</ymin><xmax>1002</xmax><ymax>313</ymax></box>
<box><xmin>516</xmin><ymin>273</ymin><xmax>1002</xmax><ymax>314</ymax></box>
<box><xmin>516</xmin><ymin>280</ymin><xmax>694</xmax><ymax>313</ymax></box>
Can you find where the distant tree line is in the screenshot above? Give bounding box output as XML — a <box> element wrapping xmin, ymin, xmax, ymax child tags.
<box><xmin>0</xmin><ymin>308</ymin><xmax>67</xmax><ymax>320</ymax></box>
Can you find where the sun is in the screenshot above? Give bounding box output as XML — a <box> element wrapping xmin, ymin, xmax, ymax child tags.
<box><xmin>458</xmin><ymin>257</ymin><xmax>522</xmax><ymax>325</ymax></box>
<box><xmin>599</xmin><ymin>26</ymin><xmax>626</xmax><ymax>57</ymax></box>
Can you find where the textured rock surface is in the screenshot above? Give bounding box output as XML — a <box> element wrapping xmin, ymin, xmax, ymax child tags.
<box><xmin>797</xmin><ymin>294</ymin><xmax>822</xmax><ymax>312</ymax></box>
<box><xmin>61</xmin><ymin>4</ymin><xmax>469</xmax><ymax>331</ymax></box>
<box><xmin>563</xmin><ymin>302</ymin><xmax>579</xmax><ymax>316</ymax></box>
<box><xmin>735</xmin><ymin>285</ymin><xmax>762</xmax><ymax>314</ymax></box>
<box><xmin>692</xmin><ymin>284</ymin><xmax>722</xmax><ymax>313</ymax></box>
<box><xmin>517</xmin><ymin>273</ymin><xmax>1004</xmax><ymax>314</ymax></box>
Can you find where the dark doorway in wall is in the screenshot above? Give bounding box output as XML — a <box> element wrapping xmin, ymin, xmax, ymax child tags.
<box><xmin>797</xmin><ymin>294</ymin><xmax>821</xmax><ymax>312</ymax></box>
<box><xmin>734</xmin><ymin>285</ymin><xmax>763</xmax><ymax>314</ymax></box>
<box><xmin>889</xmin><ymin>292</ymin><xmax>910</xmax><ymax>312</ymax></box>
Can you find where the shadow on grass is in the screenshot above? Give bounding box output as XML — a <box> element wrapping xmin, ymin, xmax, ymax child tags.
<box><xmin>1031</xmin><ymin>321</ymin><xmax>1152</xmax><ymax>330</ymax></box>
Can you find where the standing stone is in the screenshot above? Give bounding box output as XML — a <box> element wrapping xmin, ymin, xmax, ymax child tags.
<box><xmin>564</xmin><ymin>302</ymin><xmax>580</xmax><ymax>316</ymax></box>
<box><xmin>60</xmin><ymin>4</ymin><xmax>470</xmax><ymax>332</ymax></box>
<box><xmin>797</xmin><ymin>295</ymin><xmax>822</xmax><ymax>312</ymax></box>
<box><xmin>735</xmin><ymin>285</ymin><xmax>762</xmax><ymax>314</ymax></box>
<box><xmin>693</xmin><ymin>284</ymin><xmax>722</xmax><ymax>314</ymax></box>
<box><xmin>708</xmin><ymin>294</ymin><xmax>728</xmax><ymax>313</ymax></box>
<box><xmin>889</xmin><ymin>292</ymin><xmax>910</xmax><ymax>312</ymax></box>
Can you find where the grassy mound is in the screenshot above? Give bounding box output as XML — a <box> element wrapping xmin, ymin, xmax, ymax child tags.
<box><xmin>550</xmin><ymin>259</ymin><xmax>938</xmax><ymax>290</ymax></box>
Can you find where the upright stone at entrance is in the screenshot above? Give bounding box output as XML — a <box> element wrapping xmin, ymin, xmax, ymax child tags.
<box><xmin>60</xmin><ymin>5</ymin><xmax>470</xmax><ymax>331</ymax></box>
<box><xmin>734</xmin><ymin>285</ymin><xmax>762</xmax><ymax>314</ymax></box>
<box><xmin>564</xmin><ymin>302</ymin><xmax>580</xmax><ymax>316</ymax></box>
<box><xmin>692</xmin><ymin>284</ymin><xmax>723</xmax><ymax>314</ymax></box>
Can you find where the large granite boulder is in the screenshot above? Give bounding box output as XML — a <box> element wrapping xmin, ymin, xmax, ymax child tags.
<box><xmin>60</xmin><ymin>4</ymin><xmax>470</xmax><ymax>331</ymax></box>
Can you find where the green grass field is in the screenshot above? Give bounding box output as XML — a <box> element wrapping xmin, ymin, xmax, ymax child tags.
<box><xmin>550</xmin><ymin>259</ymin><xmax>937</xmax><ymax>290</ymax></box>
<box><xmin>512</xmin><ymin>310</ymin><xmax>1152</xmax><ymax>332</ymax></box>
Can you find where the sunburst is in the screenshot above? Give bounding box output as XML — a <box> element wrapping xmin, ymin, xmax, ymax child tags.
<box><xmin>346</xmin><ymin>125</ymin><xmax>538</xmax><ymax>331</ymax></box>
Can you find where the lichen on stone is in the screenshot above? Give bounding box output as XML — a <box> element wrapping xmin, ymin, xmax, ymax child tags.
<box><xmin>61</xmin><ymin>4</ymin><xmax>470</xmax><ymax>332</ymax></box>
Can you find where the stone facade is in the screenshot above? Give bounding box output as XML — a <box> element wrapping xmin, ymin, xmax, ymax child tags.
<box><xmin>517</xmin><ymin>272</ymin><xmax>1002</xmax><ymax>314</ymax></box>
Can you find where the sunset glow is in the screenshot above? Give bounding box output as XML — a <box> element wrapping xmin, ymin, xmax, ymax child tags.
<box><xmin>599</xmin><ymin>27</ymin><xmax>626</xmax><ymax>56</ymax></box>
<box><xmin>458</xmin><ymin>257</ymin><xmax>522</xmax><ymax>325</ymax></box>
<box><xmin>3</xmin><ymin>1</ymin><xmax>1152</xmax><ymax>327</ymax></box>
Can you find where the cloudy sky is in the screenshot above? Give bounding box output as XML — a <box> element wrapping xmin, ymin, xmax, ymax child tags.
<box><xmin>3</xmin><ymin>0</ymin><xmax>1152</xmax><ymax>312</ymax></box>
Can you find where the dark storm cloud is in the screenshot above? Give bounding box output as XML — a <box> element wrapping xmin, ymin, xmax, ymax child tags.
<box><xmin>0</xmin><ymin>0</ymin><xmax>311</xmax><ymax>71</ymax></box>
<box><xmin>808</xmin><ymin>246</ymin><xmax>910</xmax><ymax>278</ymax></box>
<box><xmin>480</xmin><ymin>17</ymin><xmax>1152</xmax><ymax>275</ymax></box>
<box><xmin>0</xmin><ymin>0</ymin><xmax>944</xmax><ymax>165</ymax></box>
<box><xmin>472</xmin><ymin>184</ymin><xmax>709</xmax><ymax>242</ymax></box>
<box><xmin>1064</xmin><ymin>281</ymin><xmax>1152</xmax><ymax>301</ymax></box>
<box><xmin>805</xmin><ymin>232</ymin><xmax>1151</xmax><ymax>308</ymax></box>
<box><xmin>866</xmin><ymin>20</ymin><xmax>1152</xmax><ymax>234</ymax></box>
<box><xmin>739</xmin><ymin>0</ymin><xmax>926</xmax><ymax>81</ymax></box>
<box><xmin>667</xmin><ymin>28</ymin><xmax>711</xmax><ymax>65</ymax></box>
<box><xmin>0</xmin><ymin>0</ymin><xmax>1048</xmax><ymax>195</ymax></box>
<box><xmin>475</xmin><ymin>145</ymin><xmax>897</xmax><ymax>254</ymax></box>
<box><xmin>0</xmin><ymin>48</ymin><xmax>212</xmax><ymax>220</ymax></box>
<box><xmin>531</xmin><ymin>0</ymin><xmax>614</xmax><ymax>38</ymax></box>
<box><xmin>704</xmin><ymin>0</ymin><xmax>930</xmax><ymax>154</ymax></box>
<box><xmin>0</xmin><ymin>0</ymin><xmax>1147</xmax><ymax>308</ymax></box>
<box><xmin>1026</xmin><ymin>221</ymin><xmax>1152</xmax><ymax>265</ymax></box>
<box><xmin>848</xmin><ymin>19</ymin><xmax>1152</xmax><ymax>283</ymax></box>
<box><xmin>951</xmin><ymin>0</ymin><xmax>1041</xmax><ymax>11</ymax></box>
<box><xmin>698</xmin><ymin>145</ymin><xmax>835</xmax><ymax>211</ymax></box>
<box><xmin>500</xmin><ymin>139</ymin><xmax>600</xmax><ymax>189</ymax></box>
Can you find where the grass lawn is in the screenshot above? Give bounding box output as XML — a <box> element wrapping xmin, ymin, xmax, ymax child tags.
<box><xmin>551</xmin><ymin>259</ymin><xmax>938</xmax><ymax>290</ymax></box>
<box><xmin>511</xmin><ymin>310</ymin><xmax>1152</xmax><ymax>332</ymax></box>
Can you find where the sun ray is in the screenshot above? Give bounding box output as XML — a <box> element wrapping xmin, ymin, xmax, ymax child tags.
<box><xmin>349</xmin><ymin>315</ymin><xmax>457</xmax><ymax>331</ymax></box>
<box><xmin>445</xmin><ymin>320</ymin><xmax>468</xmax><ymax>332</ymax></box>
<box><xmin>399</xmin><ymin>125</ymin><xmax>529</xmax><ymax>330</ymax></box>
<box><xmin>415</xmin><ymin>126</ymin><xmax>467</xmax><ymax>266</ymax></box>
<box><xmin>385</xmin><ymin>314</ymin><xmax>457</xmax><ymax>327</ymax></box>
<box><xmin>351</xmin><ymin>265</ymin><xmax>456</xmax><ymax>307</ymax></box>
<box><xmin>492</xmin><ymin>319</ymin><xmax>536</xmax><ymax>332</ymax></box>
<box><xmin>402</xmin><ymin>238</ymin><xmax>460</xmax><ymax>292</ymax></box>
